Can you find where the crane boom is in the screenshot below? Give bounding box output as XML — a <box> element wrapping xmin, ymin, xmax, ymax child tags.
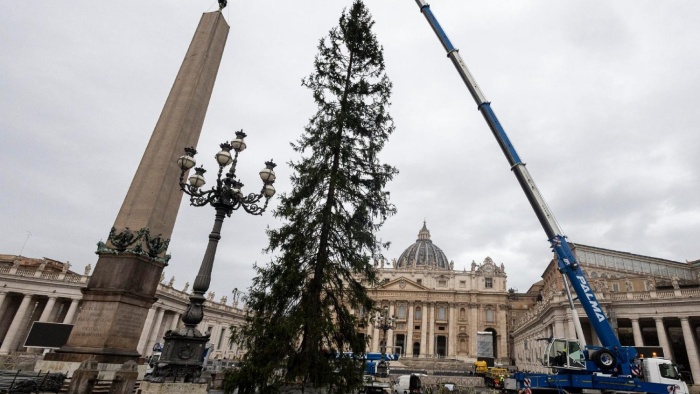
<box><xmin>414</xmin><ymin>0</ymin><xmax>634</xmax><ymax>375</ymax></box>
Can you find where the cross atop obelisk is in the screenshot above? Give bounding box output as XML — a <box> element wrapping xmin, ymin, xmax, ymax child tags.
<box><xmin>45</xmin><ymin>10</ymin><xmax>230</xmax><ymax>364</ymax></box>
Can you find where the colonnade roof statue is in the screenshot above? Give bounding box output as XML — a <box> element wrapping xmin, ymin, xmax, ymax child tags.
<box><xmin>395</xmin><ymin>221</ymin><xmax>451</xmax><ymax>270</ymax></box>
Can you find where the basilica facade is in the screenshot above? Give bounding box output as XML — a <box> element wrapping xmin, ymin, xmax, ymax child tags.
<box><xmin>361</xmin><ymin>222</ymin><xmax>510</xmax><ymax>362</ymax></box>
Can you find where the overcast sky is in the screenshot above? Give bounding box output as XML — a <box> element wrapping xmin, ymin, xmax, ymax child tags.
<box><xmin>2</xmin><ymin>1</ymin><xmax>699</xmax><ymax>302</ymax></box>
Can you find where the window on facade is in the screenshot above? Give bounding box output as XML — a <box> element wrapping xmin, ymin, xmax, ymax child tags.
<box><xmin>485</xmin><ymin>278</ymin><xmax>493</xmax><ymax>288</ymax></box>
<box><xmin>486</xmin><ymin>309</ymin><xmax>494</xmax><ymax>323</ymax></box>
<box><xmin>438</xmin><ymin>279</ymin><xmax>447</xmax><ymax>287</ymax></box>
<box><xmin>612</xmin><ymin>283</ymin><xmax>619</xmax><ymax>292</ymax></box>
<box><xmin>439</xmin><ymin>326</ymin><xmax>446</xmax><ymax>331</ymax></box>
<box><xmin>397</xmin><ymin>305</ymin><xmax>406</xmax><ymax>319</ymax></box>
<box><xmin>438</xmin><ymin>306</ymin><xmax>446</xmax><ymax>320</ymax></box>
<box><xmin>358</xmin><ymin>306</ymin><xmax>365</xmax><ymax>318</ymax></box>
<box><xmin>460</xmin><ymin>280</ymin><xmax>466</xmax><ymax>287</ymax></box>
<box><xmin>417</xmin><ymin>279</ymin><xmax>422</xmax><ymax>286</ymax></box>
<box><xmin>415</xmin><ymin>325</ymin><xmax>421</xmax><ymax>330</ymax></box>
<box><xmin>415</xmin><ymin>306</ymin><xmax>422</xmax><ymax>320</ymax></box>
<box><xmin>459</xmin><ymin>308</ymin><xmax>466</xmax><ymax>320</ymax></box>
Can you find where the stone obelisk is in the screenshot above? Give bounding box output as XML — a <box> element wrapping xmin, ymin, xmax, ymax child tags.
<box><xmin>45</xmin><ymin>11</ymin><xmax>230</xmax><ymax>365</ymax></box>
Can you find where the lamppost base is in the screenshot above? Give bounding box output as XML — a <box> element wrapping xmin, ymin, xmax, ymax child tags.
<box><xmin>146</xmin><ymin>328</ymin><xmax>210</xmax><ymax>383</ymax></box>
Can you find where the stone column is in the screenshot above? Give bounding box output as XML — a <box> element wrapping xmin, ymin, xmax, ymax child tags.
<box><xmin>554</xmin><ymin>317</ymin><xmax>565</xmax><ymax>338</ymax></box>
<box><xmin>448</xmin><ymin>303</ymin><xmax>456</xmax><ymax>357</ymax></box>
<box><xmin>654</xmin><ymin>317</ymin><xmax>671</xmax><ymax>359</ymax></box>
<box><xmin>406</xmin><ymin>302</ymin><xmax>414</xmax><ymax>357</ymax></box>
<box><xmin>680</xmin><ymin>317</ymin><xmax>700</xmax><ymax>384</ymax></box>
<box><xmin>631</xmin><ymin>318</ymin><xmax>644</xmax><ymax>346</ymax></box>
<box><xmin>0</xmin><ymin>294</ymin><xmax>33</xmax><ymax>354</ymax></box>
<box><xmin>46</xmin><ymin>11</ymin><xmax>230</xmax><ymax>365</ymax></box>
<box><xmin>566</xmin><ymin>309</ymin><xmax>576</xmax><ymax>339</ymax></box>
<box><xmin>38</xmin><ymin>296</ymin><xmax>58</xmax><ymax>323</ymax></box>
<box><xmin>427</xmin><ymin>303</ymin><xmax>434</xmax><ymax>356</ymax></box>
<box><xmin>62</xmin><ymin>299</ymin><xmax>80</xmax><ymax>324</ymax></box>
<box><xmin>145</xmin><ymin>307</ymin><xmax>166</xmax><ymax>354</ymax></box>
<box><xmin>0</xmin><ymin>292</ymin><xmax>7</xmax><ymax>317</ymax></box>
<box><xmin>420</xmin><ymin>302</ymin><xmax>428</xmax><ymax>357</ymax></box>
<box><xmin>469</xmin><ymin>304</ymin><xmax>478</xmax><ymax>356</ymax></box>
<box><xmin>170</xmin><ymin>312</ymin><xmax>181</xmax><ymax>331</ymax></box>
<box><xmin>137</xmin><ymin>307</ymin><xmax>157</xmax><ymax>354</ymax></box>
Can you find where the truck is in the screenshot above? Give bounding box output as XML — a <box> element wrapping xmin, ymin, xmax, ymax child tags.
<box><xmin>393</xmin><ymin>374</ymin><xmax>426</xmax><ymax>394</ymax></box>
<box><xmin>413</xmin><ymin>2</ymin><xmax>689</xmax><ymax>394</ymax></box>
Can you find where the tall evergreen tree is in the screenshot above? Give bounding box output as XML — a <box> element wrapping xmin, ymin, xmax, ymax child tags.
<box><xmin>226</xmin><ymin>1</ymin><xmax>397</xmax><ymax>392</ymax></box>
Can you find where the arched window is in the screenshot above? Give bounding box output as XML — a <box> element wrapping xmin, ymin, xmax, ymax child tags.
<box><xmin>459</xmin><ymin>308</ymin><xmax>466</xmax><ymax>320</ymax></box>
<box><xmin>415</xmin><ymin>306</ymin><xmax>422</xmax><ymax>320</ymax></box>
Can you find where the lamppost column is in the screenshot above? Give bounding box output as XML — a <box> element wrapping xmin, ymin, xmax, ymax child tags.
<box><xmin>183</xmin><ymin>207</ymin><xmax>227</xmax><ymax>331</ymax></box>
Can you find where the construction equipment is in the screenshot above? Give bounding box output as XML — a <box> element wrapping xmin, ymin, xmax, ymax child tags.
<box><xmin>484</xmin><ymin>367</ymin><xmax>509</xmax><ymax>388</ymax></box>
<box><xmin>414</xmin><ymin>1</ymin><xmax>689</xmax><ymax>393</ymax></box>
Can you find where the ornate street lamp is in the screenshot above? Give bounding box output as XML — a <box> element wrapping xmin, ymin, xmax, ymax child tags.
<box><xmin>371</xmin><ymin>306</ymin><xmax>396</xmax><ymax>378</ymax></box>
<box><xmin>148</xmin><ymin>130</ymin><xmax>276</xmax><ymax>382</ymax></box>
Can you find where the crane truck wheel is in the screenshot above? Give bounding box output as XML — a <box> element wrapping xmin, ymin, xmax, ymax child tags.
<box><xmin>593</xmin><ymin>349</ymin><xmax>616</xmax><ymax>369</ymax></box>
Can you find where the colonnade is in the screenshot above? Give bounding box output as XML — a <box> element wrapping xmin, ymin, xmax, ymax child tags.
<box><xmin>0</xmin><ymin>289</ymin><xmax>243</xmax><ymax>361</ymax></box>
<box><xmin>0</xmin><ymin>291</ymin><xmax>80</xmax><ymax>355</ymax></box>
<box><xmin>514</xmin><ymin>312</ymin><xmax>700</xmax><ymax>384</ymax></box>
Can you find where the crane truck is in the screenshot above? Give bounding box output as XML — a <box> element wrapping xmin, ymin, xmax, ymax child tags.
<box><xmin>413</xmin><ymin>2</ymin><xmax>689</xmax><ymax>394</ymax></box>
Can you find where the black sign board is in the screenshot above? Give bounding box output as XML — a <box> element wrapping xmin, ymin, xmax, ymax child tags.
<box><xmin>24</xmin><ymin>322</ymin><xmax>74</xmax><ymax>348</ymax></box>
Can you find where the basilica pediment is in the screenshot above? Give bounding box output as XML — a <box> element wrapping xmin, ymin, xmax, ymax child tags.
<box><xmin>377</xmin><ymin>277</ymin><xmax>430</xmax><ymax>291</ymax></box>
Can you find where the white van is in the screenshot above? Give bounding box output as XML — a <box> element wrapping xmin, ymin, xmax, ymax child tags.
<box><xmin>393</xmin><ymin>374</ymin><xmax>427</xmax><ymax>394</ymax></box>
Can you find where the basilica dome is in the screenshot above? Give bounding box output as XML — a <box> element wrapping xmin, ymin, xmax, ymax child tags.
<box><xmin>395</xmin><ymin>222</ymin><xmax>451</xmax><ymax>270</ymax></box>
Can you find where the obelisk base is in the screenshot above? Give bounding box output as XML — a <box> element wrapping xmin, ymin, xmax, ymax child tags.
<box><xmin>44</xmin><ymin>253</ymin><xmax>165</xmax><ymax>364</ymax></box>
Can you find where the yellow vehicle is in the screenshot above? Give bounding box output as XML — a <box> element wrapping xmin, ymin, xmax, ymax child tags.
<box><xmin>484</xmin><ymin>367</ymin><xmax>508</xmax><ymax>388</ymax></box>
<box><xmin>474</xmin><ymin>360</ymin><xmax>488</xmax><ymax>375</ymax></box>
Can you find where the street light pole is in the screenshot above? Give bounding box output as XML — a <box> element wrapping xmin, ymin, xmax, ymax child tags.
<box><xmin>372</xmin><ymin>305</ymin><xmax>396</xmax><ymax>378</ymax></box>
<box><xmin>148</xmin><ymin>130</ymin><xmax>276</xmax><ymax>383</ymax></box>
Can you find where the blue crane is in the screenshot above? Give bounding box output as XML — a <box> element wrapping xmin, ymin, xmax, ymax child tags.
<box><xmin>413</xmin><ymin>2</ymin><xmax>688</xmax><ymax>393</ymax></box>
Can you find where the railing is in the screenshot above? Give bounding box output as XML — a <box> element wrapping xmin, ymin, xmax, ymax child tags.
<box><xmin>516</xmin><ymin>288</ymin><xmax>699</xmax><ymax>327</ymax></box>
<box><xmin>0</xmin><ymin>266</ymin><xmax>89</xmax><ymax>284</ymax></box>
<box><xmin>15</xmin><ymin>268</ymin><xmax>36</xmax><ymax>277</ymax></box>
<box><xmin>0</xmin><ymin>370</ymin><xmax>66</xmax><ymax>394</ymax></box>
<box><xmin>40</xmin><ymin>271</ymin><xmax>60</xmax><ymax>280</ymax></box>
